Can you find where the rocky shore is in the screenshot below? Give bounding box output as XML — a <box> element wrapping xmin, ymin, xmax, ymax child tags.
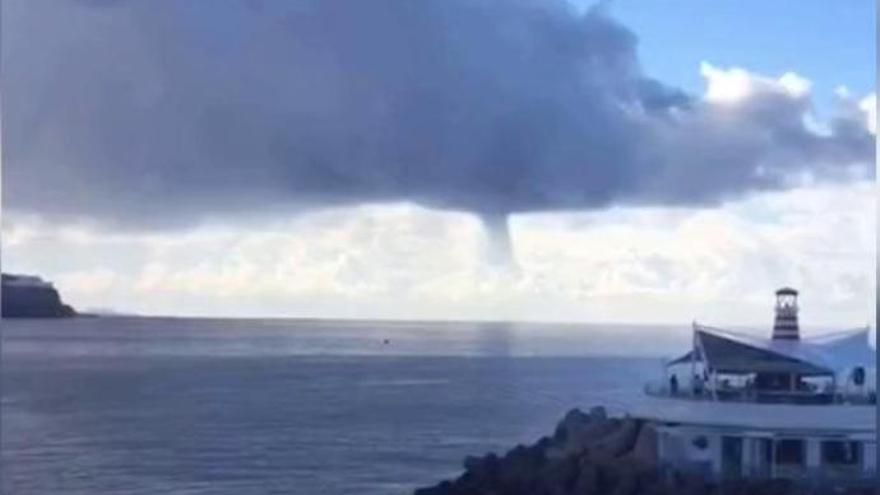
<box><xmin>414</xmin><ymin>407</ymin><xmax>874</xmax><ymax>495</ymax></box>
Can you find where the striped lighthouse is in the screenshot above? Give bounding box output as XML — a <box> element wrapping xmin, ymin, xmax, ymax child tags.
<box><xmin>772</xmin><ymin>287</ymin><xmax>799</xmax><ymax>340</ymax></box>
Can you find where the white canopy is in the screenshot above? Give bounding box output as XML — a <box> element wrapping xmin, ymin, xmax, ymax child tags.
<box><xmin>669</xmin><ymin>324</ymin><xmax>875</xmax><ymax>375</ymax></box>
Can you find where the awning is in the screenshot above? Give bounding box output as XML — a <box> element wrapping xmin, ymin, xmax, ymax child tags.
<box><xmin>666</xmin><ymin>324</ymin><xmax>875</xmax><ymax>375</ymax></box>
<box><xmin>696</xmin><ymin>329</ymin><xmax>833</xmax><ymax>375</ymax></box>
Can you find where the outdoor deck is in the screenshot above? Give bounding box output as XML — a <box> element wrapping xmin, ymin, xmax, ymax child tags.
<box><xmin>629</xmin><ymin>391</ymin><xmax>876</xmax><ymax>433</ymax></box>
<box><xmin>643</xmin><ymin>381</ymin><xmax>877</xmax><ymax>406</ymax></box>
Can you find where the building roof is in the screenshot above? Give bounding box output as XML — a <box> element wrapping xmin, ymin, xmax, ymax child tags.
<box><xmin>668</xmin><ymin>324</ymin><xmax>875</xmax><ymax>375</ymax></box>
<box><xmin>697</xmin><ymin>329</ymin><xmax>831</xmax><ymax>375</ymax></box>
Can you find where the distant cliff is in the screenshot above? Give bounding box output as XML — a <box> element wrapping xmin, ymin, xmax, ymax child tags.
<box><xmin>2</xmin><ymin>273</ymin><xmax>76</xmax><ymax>318</ymax></box>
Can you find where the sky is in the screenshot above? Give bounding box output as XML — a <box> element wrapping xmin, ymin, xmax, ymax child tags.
<box><xmin>1</xmin><ymin>0</ymin><xmax>876</xmax><ymax>328</ymax></box>
<box><xmin>590</xmin><ymin>1</ymin><xmax>876</xmax><ymax>105</ymax></box>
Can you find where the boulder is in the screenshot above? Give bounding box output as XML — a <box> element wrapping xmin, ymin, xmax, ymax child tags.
<box><xmin>623</xmin><ymin>421</ymin><xmax>658</xmax><ymax>468</ymax></box>
<box><xmin>413</xmin><ymin>406</ymin><xmax>873</xmax><ymax>495</ymax></box>
<box><xmin>589</xmin><ymin>417</ymin><xmax>640</xmax><ymax>459</ymax></box>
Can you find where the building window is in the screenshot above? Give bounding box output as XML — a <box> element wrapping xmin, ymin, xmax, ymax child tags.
<box><xmin>822</xmin><ymin>441</ymin><xmax>861</xmax><ymax>466</ymax></box>
<box><xmin>775</xmin><ymin>439</ymin><xmax>805</xmax><ymax>465</ymax></box>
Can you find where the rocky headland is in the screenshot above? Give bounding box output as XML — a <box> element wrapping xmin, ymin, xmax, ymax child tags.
<box><xmin>1</xmin><ymin>273</ymin><xmax>77</xmax><ymax>318</ymax></box>
<box><xmin>414</xmin><ymin>407</ymin><xmax>875</xmax><ymax>495</ymax></box>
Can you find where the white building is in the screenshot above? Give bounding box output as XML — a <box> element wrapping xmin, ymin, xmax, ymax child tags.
<box><xmin>631</xmin><ymin>288</ymin><xmax>876</xmax><ymax>488</ymax></box>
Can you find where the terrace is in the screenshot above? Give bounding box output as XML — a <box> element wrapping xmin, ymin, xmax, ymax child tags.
<box><xmin>645</xmin><ymin>323</ymin><xmax>876</xmax><ymax>406</ymax></box>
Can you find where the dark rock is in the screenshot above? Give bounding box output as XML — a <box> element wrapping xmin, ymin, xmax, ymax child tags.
<box><xmin>2</xmin><ymin>273</ymin><xmax>77</xmax><ymax>318</ymax></box>
<box><xmin>625</xmin><ymin>421</ymin><xmax>659</xmax><ymax>468</ymax></box>
<box><xmin>572</xmin><ymin>461</ymin><xmax>599</xmax><ymax>494</ymax></box>
<box><xmin>589</xmin><ymin>406</ymin><xmax>608</xmax><ymax>421</ymax></box>
<box><xmin>414</xmin><ymin>406</ymin><xmax>874</xmax><ymax>495</ymax></box>
<box><xmin>590</xmin><ymin>417</ymin><xmax>639</xmax><ymax>459</ymax></box>
<box><xmin>554</xmin><ymin>408</ymin><xmax>591</xmax><ymax>442</ymax></box>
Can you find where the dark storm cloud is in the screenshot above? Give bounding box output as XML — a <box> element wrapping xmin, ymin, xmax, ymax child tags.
<box><xmin>2</xmin><ymin>0</ymin><xmax>874</xmax><ymax>231</ymax></box>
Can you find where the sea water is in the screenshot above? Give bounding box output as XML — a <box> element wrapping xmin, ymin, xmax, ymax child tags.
<box><xmin>1</xmin><ymin>317</ymin><xmax>689</xmax><ymax>495</ymax></box>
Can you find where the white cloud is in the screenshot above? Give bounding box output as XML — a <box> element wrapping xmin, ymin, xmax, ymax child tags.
<box><xmin>699</xmin><ymin>64</ymin><xmax>875</xmax><ymax>145</ymax></box>
<box><xmin>56</xmin><ymin>268</ymin><xmax>118</xmax><ymax>296</ymax></box>
<box><xmin>1</xmin><ymin>219</ymin><xmax>39</xmax><ymax>248</ymax></box>
<box><xmin>777</xmin><ymin>71</ymin><xmax>812</xmax><ymax>98</ymax></box>
<box><xmin>700</xmin><ymin>62</ymin><xmax>753</xmax><ymax>103</ymax></box>
<box><xmin>700</xmin><ymin>62</ymin><xmax>811</xmax><ymax>104</ymax></box>
<box><xmin>859</xmin><ymin>93</ymin><xmax>876</xmax><ymax>134</ymax></box>
<box><xmin>2</xmin><ymin>183</ymin><xmax>874</xmax><ymax>327</ymax></box>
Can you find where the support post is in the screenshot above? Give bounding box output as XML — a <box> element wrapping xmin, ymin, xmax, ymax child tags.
<box><xmin>691</xmin><ymin>322</ymin><xmax>697</xmax><ymax>396</ymax></box>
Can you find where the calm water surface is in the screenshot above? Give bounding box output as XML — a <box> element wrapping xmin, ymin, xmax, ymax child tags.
<box><xmin>2</xmin><ymin>317</ymin><xmax>688</xmax><ymax>494</ymax></box>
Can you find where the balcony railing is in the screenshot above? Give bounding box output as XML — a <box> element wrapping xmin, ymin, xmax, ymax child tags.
<box><xmin>644</xmin><ymin>381</ymin><xmax>877</xmax><ymax>405</ymax></box>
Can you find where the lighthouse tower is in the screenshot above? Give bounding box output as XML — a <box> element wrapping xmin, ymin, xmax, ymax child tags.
<box><xmin>772</xmin><ymin>287</ymin><xmax>799</xmax><ymax>340</ymax></box>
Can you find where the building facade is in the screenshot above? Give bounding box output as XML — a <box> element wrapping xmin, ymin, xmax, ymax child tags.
<box><xmin>632</xmin><ymin>289</ymin><xmax>876</xmax><ymax>488</ymax></box>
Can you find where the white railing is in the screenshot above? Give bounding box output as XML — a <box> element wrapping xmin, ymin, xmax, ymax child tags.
<box><xmin>643</xmin><ymin>380</ymin><xmax>877</xmax><ymax>405</ymax></box>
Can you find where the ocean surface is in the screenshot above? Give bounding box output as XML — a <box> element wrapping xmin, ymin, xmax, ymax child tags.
<box><xmin>2</xmin><ymin>317</ymin><xmax>690</xmax><ymax>495</ymax></box>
